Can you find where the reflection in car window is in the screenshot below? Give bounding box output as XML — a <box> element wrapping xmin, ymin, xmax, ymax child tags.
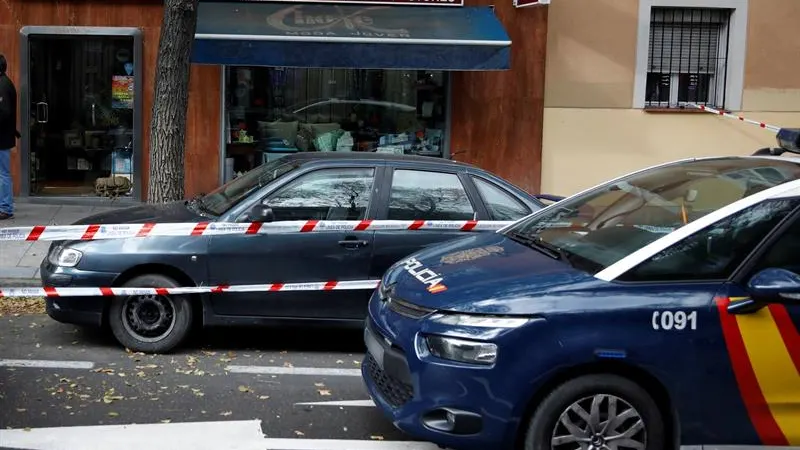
<box><xmin>748</xmin><ymin>213</ymin><xmax>800</xmax><ymax>276</ymax></box>
<box><xmin>201</xmin><ymin>159</ymin><xmax>299</xmax><ymax>216</ymax></box>
<box><xmin>619</xmin><ymin>199</ymin><xmax>799</xmax><ymax>282</ymax></box>
<box><xmin>504</xmin><ymin>158</ymin><xmax>800</xmax><ymax>274</ymax></box>
<box><xmin>266</xmin><ymin>168</ymin><xmax>375</xmax><ymax>221</ymax></box>
<box><xmin>388</xmin><ymin>170</ymin><xmax>475</xmax><ymax>220</ymax></box>
<box><xmin>472</xmin><ymin>177</ymin><xmax>531</xmax><ymax>221</ymax></box>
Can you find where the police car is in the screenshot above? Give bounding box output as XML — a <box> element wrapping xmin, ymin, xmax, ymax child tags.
<box><xmin>362</xmin><ymin>129</ymin><xmax>800</xmax><ymax>450</ymax></box>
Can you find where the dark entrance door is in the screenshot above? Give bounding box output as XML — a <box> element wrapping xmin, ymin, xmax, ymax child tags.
<box><xmin>26</xmin><ymin>35</ymin><xmax>136</xmax><ymax>197</ymax></box>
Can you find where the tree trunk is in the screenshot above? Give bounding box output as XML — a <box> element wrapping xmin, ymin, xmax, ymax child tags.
<box><xmin>147</xmin><ymin>0</ymin><xmax>199</xmax><ymax>203</ymax></box>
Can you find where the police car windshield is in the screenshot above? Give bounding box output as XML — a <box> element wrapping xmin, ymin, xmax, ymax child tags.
<box><xmin>504</xmin><ymin>157</ymin><xmax>800</xmax><ymax>274</ymax></box>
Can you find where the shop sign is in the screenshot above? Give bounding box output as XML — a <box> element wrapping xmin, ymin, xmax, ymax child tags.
<box><xmin>514</xmin><ymin>0</ymin><xmax>550</xmax><ymax>8</ymax></box>
<box><xmin>246</xmin><ymin>0</ymin><xmax>463</xmax><ymax>6</ymax></box>
<box><xmin>263</xmin><ymin>4</ymin><xmax>461</xmax><ymax>38</ymax></box>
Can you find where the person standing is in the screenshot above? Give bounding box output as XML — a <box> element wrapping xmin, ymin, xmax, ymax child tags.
<box><xmin>0</xmin><ymin>53</ymin><xmax>19</xmax><ymax>220</ymax></box>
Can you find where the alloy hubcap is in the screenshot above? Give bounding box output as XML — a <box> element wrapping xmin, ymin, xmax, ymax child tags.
<box><xmin>550</xmin><ymin>394</ymin><xmax>646</xmax><ymax>450</ymax></box>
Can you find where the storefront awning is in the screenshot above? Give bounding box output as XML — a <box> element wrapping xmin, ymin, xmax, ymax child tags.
<box><xmin>191</xmin><ymin>2</ymin><xmax>511</xmax><ymax>70</ymax></box>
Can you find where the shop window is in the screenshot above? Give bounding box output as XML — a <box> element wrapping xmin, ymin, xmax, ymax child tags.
<box><xmin>388</xmin><ymin>170</ymin><xmax>475</xmax><ymax>221</ymax></box>
<box><xmin>264</xmin><ymin>167</ymin><xmax>375</xmax><ymax>221</ymax></box>
<box><xmin>223</xmin><ymin>67</ymin><xmax>448</xmax><ymax>180</ymax></box>
<box><xmin>472</xmin><ymin>176</ymin><xmax>532</xmax><ymax>221</ymax></box>
<box><xmin>644</xmin><ymin>7</ymin><xmax>732</xmax><ymax>109</ymax></box>
<box><xmin>28</xmin><ymin>36</ymin><xmax>136</xmax><ymax>197</ymax></box>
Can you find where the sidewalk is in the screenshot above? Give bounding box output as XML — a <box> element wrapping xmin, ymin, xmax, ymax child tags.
<box><xmin>0</xmin><ymin>202</ymin><xmax>118</xmax><ymax>285</ymax></box>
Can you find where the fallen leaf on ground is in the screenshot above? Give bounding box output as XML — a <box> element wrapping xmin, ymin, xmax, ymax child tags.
<box><xmin>237</xmin><ymin>385</ymin><xmax>251</xmax><ymax>393</ymax></box>
<box><xmin>258</xmin><ymin>395</ymin><xmax>270</xmax><ymax>400</ymax></box>
<box><xmin>220</xmin><ymin>411</ymin><xmax>233</xmax><ymax>416</ymax></box>
<box><xmin>161</xmin><ymin>419</ymin><xmax>171</xmax><ymax>423</ymax></box>
<box><xmin>317</xmin><ymin>389</ymin><xmax>331</xmax><ymax>396</ymax></box>
<box><xmin>314</xmin><ymin>383</ymin><xmax>325</xmax><ymax>387</ymax></box>
<box><xmin>108</xmin><ymin>412</ymin><xmax>119</xmax><ymax>417</ymax></box>
<box><xmin>0</xmin><ymin>297</ymin><xmax>45</xmax><ymax>316</ymax></box>
<box><xmin>371</xmin><ymin>436</ymin><xmax>384</xmax><ymax>440</ymax></box>
<box><xmin>294</xmin><ymin>430</ymin><xmax>305</xmax><ymax>436</ymax></box>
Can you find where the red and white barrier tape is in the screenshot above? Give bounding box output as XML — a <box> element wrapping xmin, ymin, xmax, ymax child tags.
<box><xmin>687</xmin><ymin>103</ymin><xmax>782</xmax><ymax>133</ymax></box>
<box><xmin>0</xmin><ymin>220</ymin><xmax>513</xmax><ymax>242</ymax></box>
<box><xmin>0</xmin><ymin>280</ymin><xmax>380</xmax><ymax>298</ymax></box>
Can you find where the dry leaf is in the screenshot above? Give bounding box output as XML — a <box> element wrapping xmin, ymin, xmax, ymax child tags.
<box><xmin>370</xmin><ymin>435</ymin><xmax>385</xmax><ymax>440</ymax></box>
<box><xmin>317</xmin><ymin>389</ymin><xmax>331</xmax><ymax>396</ymax></box>
<box><xmin>294</xmin><ymin>430</ymin><xmax>305</xmax><ymax>436</ymax></box>
<box><xmin>237</xmin><ymin>385</ymin><xmax>251</xmax><ymax>393</ymax></box>
<box><xmin>258</xmin><ymin>395</ymin><xmax>270</xmax><ymax>400</ymax></box>
<box><xmin>220</xmin><ymin>411</ymin><xmax>233</xmax><ymax>416</ymax></box>
<box><xmin>108</xmin><ymin>412</ymin><xmax>119</xmax><ymax>417</ymax></box>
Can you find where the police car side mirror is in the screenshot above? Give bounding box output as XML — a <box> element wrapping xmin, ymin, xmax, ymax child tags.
<box><xmin>248</xmin><ymin>205</ymin><xmax>275</xmax><ymax>223</ymax></box>
<box><xmin>745</xmin><ymin>268</ymin><xmax>800</xmax><ymax>306</ymax></box>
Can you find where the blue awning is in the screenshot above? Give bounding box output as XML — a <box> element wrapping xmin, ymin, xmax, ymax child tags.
<box><xmin>191</xmin><ymin>2</ymin><xmax>511</xmax><ymax>70</ymax></box>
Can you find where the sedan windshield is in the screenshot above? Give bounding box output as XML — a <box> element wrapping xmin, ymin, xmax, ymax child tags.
<box><xmin>199</xmin><ymin>158</ymin><xmax>300</xmax><ymax>216</ymax></box>
<box><xmin>503</xmin><ymin>157</ymin><xmax>800</xmax><ymax>273</ymax></box>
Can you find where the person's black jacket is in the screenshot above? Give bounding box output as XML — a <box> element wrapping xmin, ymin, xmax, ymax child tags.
<box><xmin>0</xmin><ymin>73</ymin><xmax>19</xmax><ymax>149</ymax></box>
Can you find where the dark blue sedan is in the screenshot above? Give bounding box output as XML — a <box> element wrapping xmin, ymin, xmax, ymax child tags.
<box><xmin>363</xmin><ymin>155</ymin><xmax>800</xmax><ymax>449</ymax></box>
<box><xmin>41</xmin><ymin>152</ymin><xmax>549</xmax><ymax>353</ymax></box>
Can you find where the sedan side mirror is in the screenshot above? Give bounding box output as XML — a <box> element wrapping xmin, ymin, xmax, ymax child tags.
<box><xmin>248</xmin><ymin>205</ymin><xmax>275</xmax><ymax>223</ymax></box>
<box><xmin>746</xmin><ymin>268</ymin><xmax>800</xmax><ymax>305</ymax></box>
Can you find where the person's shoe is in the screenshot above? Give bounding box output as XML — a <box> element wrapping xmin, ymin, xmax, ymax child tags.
<box><xmin>0</xmin><ymin>212</ymin><xmax>13</xmax><ymax>220</ymax></box>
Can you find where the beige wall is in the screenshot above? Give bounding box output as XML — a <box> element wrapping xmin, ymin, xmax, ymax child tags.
<box><xmin>541</xmin><ymin>0</ymin><xmax>800</xmax><ymax>196</ymax></box>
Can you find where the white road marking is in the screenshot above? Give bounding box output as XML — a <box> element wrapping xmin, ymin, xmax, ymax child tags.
<box><xmin>261</xmin><ymin>439</ymin><xmax>440</xmax><ymax>449</ymax></box>
<box><xmin>0</xmin><ymin>421</ymin><xmax>441</xmax><ymax>450</ymax></box>
<box><xmin>295</xmin><ymin>399</ymin><xmax>376</xmax><ymax>407</ymax></box>
<box><xmin>0</xmin><ymin>359</ymin><xmax>94</xmax><ymax>370</ymax></box>
<box><xmin>226</xmin><ymin>365</ymin><xmax>362</xmax><ymax>377</ymax></box>
<box><xmin>0</xmin><ymin>420</ymin><xmax>267</xmax><ymax>450</ymax></box>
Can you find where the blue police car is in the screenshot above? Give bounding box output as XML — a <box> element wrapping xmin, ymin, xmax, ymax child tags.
<box><xmin>362</xmin><ymin>130</ymin><xmax>800</xmax><ymax>450</ymax></box>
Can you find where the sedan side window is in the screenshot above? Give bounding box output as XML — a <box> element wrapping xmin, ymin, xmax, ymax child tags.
<box><xmin>388</xmin><ymin>170</ymin><xmax>475</xmax><ymax>221</ymax></box>
<box><xmin>618</xmin><ymin>199</ymin><xmax>800</xmax><ymax>282</ymax></box>
<box><xmin>748</xmin><ymin>215</ymin><xmax>800</xmax><ymax>276</ymax></box>
<box><xmin>472</xmin><ymin>176</ymin><xmax>532</xmax><ymax>221</ymax></box>
<box><xmin>265</xmin><ymin>168</ymin><xmax>375</xmax><ymax>221</ymax></box>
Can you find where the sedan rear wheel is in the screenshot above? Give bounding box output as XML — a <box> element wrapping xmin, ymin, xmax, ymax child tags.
<box><xmin>108</xmin><ymin>274</ymin><xmax>193</xmax><ymax>354</ymax></box>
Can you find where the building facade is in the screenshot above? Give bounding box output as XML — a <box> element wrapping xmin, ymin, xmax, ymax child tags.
<box><xmin>0</xmin><ymin>0</ymin><xmax>548</xmax><ymax>204</ymax></box>
<box><xmin>542</xmin><ymin>0</ymin><xmax>800</xmax><ymax>196</ymax></box>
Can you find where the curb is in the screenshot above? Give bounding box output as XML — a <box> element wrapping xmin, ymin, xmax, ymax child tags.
<box><xmin>0</xmin><ymin>278</ymin><xmax>42</xmax><ymax>287</ymax></box>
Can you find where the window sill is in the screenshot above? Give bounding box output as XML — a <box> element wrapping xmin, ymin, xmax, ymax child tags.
<box><xmin>642</xmin><ymin>107</ymin><xmax>709</xmax><ymax>114</ymax></box>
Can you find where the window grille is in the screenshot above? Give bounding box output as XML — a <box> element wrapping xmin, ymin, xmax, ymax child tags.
<box><xmin>645</xmin><ymin>7</ymin><xmax>732</xmax><ymax>109</ymax></box>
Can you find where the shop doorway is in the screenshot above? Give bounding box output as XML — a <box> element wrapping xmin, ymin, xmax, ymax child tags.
<box><xmin>20</xmin><ymin>28</ymin><xmax>143</xmax><ymax>201</ymax></box>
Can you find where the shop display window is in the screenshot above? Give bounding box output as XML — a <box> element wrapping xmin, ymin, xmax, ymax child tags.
<box><xmin>222</xmin><ymin>67</ymin><xmax>448</xmax><ymax>181</ymax></box>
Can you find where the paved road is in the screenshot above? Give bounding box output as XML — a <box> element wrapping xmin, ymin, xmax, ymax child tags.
<box><xmin>0</xmin><ymin>315</ymin><xmax>440</xmax><ymax>450</ymax></box>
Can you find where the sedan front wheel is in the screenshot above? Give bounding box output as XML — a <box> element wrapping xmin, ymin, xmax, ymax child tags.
<box><xmin>108</xmin><ymin>274</ymin><xmax>194</xmax><ymax>354</ymax></box>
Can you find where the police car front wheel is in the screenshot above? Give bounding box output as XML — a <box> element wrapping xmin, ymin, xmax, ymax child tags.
<box><xmin>524</xmin><ymin>374</ymin><xmax>666</xmax><ymax>450</ymax></box>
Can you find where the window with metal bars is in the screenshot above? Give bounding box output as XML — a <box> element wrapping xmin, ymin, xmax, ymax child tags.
<box><xmin>645</xmin><ymin>7</ymin><xmax>732</xmax><ymax>109</ymax></box>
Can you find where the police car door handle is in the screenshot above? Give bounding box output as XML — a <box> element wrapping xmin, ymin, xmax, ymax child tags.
<box><xmin>338</xmin><ymin>238</ymin><xmax>369</xmax><ymax>248</ymax></box>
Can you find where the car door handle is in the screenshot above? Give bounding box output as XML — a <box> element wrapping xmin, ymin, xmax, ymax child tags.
<box><xmin>338</xmin><ymin>239</ymin><xmax>369</xmax><ymax>248</ymax></box>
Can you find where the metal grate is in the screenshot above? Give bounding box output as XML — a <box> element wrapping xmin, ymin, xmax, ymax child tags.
<box><xmin>364</xmin><ymin>353</ymin><xmax>414</xmax><ymax>408</ymax></box>
<box><xmin>645</xmin><ymin>7</ymin><xmax>732</xmax><ymax>109</ymax></box>
<box><xmin>387</xmin><ymin>297</ymin><xmax>436</xmax><ymax>319</ymax></box>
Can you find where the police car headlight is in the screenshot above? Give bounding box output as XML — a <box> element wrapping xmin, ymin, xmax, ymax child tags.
<box><xmin>425</xmin><ymin>335</ymin><xmax>497</xmax><ymax>365</ymax></box>
<box><xmin>49</xmin><ymin>247</ymin><xmax>83</xmax><ymax>267</ymax></box>
<box><xmin>430</xmin><ymin>313</ymin><xmax>530</xmax><ymax>328</ymax></box>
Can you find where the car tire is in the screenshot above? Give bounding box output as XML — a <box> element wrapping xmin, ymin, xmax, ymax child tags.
<box><xmin>108</xmin><ymin>274</ymin><xmax>193</xmax><ymax>354</ymax></box>
<box><xmin>524</xmin><ymin>374</ymin><xmax>666</xmax><ymax>450</ymax></box>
